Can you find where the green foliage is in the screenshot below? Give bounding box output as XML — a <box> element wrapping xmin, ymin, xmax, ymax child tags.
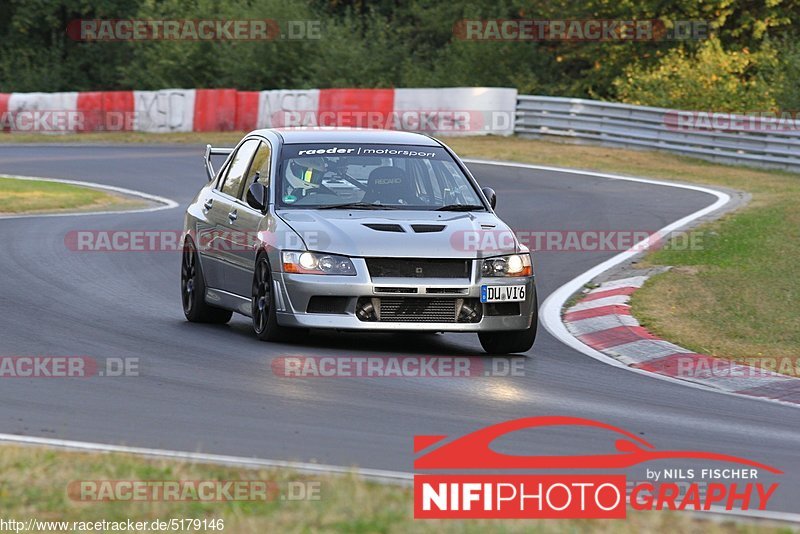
<box><xmin>0</xmin><ymin>0</ymin><xmax>799</xmax><ymax>112</ymax></box>
<box><xmin>118</xmin><ymin>0</ymin><xmax>322</xmax><ymax>90</ymax></box>
<box><xmin>613</xmin><ymin>37</ymin><xmax>780</xmax><ymax>111</ymax></box>
<box><xmin>0</xmin><ymin>0</ymin><xmax>139</xmax><ymax>91</ymax></box>
<box><xmin>304</xmin><ymin>10</ymin><xmax>408</xmax><ymax>88</ymax></box>
<box><xmin>768</xmin><ymin>39</ymin><xmax>800</xmax><ymax>112</ymax></box>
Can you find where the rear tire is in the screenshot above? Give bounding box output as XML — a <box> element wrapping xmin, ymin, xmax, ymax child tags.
<box><xmin>181</xmin><ymin>239</ymin><xmax>233</xmax><ymax>324</ymax></box>
<box><xmin>478</xmin><ymin>287</ymin><xmax>538</xmax><ymax>354</ymax></box>
<box><xmin>252</xmin><ymin>253</ymin><xmax>301</xmax><ymax>342</ymax></box>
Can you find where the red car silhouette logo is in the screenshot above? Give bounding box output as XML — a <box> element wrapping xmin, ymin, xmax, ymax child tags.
<box><xmin>414</xmin><ymin>416</ymin><xmax>782</xmax><ymax>473</ymax></box>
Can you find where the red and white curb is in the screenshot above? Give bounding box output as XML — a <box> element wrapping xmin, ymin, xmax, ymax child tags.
<box><xmin>564</xmin><ymin>276</ymin><xmax>800</xmax><ymax>405</ymax></box>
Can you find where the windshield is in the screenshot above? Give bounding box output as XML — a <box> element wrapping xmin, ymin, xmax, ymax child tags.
<box><xmin>277</xmin><ymin>143</ymin><xmax>485</xmax><ymax>210</ymax></box>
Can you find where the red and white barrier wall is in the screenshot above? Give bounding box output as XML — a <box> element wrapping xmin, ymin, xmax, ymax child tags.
<box><xmin>0</xmin><ymin>87</ymin><xmax>517</xmax><ymax>136</ymax></box>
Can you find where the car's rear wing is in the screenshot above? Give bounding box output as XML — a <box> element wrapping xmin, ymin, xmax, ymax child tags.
<box><xmin>204</xmin><ymin>144</ymin><xmax>234</xmax><ymax>181</ymax></box>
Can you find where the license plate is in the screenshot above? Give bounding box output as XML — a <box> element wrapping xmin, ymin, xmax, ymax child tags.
<box><xmin>480</xmin><ymin>285</ymin><xmax>526</xmax><ymax>303</ymax></box>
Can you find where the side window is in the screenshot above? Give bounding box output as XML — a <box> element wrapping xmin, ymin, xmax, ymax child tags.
<box><xmin>239</xmin><ymin>141</ymin><xmax>272</xmax><ymax>201</ymax></box>
<box><xmin>425</xmin><ymin>160</ymin><xmax>443</xmax><ymax>201</ymax></box>
<box><xmin>220</xmin><ymin>139</ymin><xmax>259</xmax><ymax>198</ymax></box>
<box><xmin>415</xmin><ymin>160</ymin><xmax>438</xmax><ymax>201</ymax></box>
<box><xmin>432</xmin><ymin>160</ymin><xmax>481</xmax><ymax>205</ymax></box>
<box><xmin>432</xmin><ymin>160</ymin><xmax>464</xmax><ymax>204</ymax></box>
<box><xmin>213</xmin><ymin>158</ymin><xmax>231</xmax><ymax>190</ymax></box>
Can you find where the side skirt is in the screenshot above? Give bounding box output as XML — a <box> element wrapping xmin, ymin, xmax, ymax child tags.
<box><xmin>205</xmin><ymin>287</ymin><xmax>252</xmax><ymax>317</ymax></box>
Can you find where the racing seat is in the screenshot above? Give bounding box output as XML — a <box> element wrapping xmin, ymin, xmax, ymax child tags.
<box><xmin>361</xmin><ymin>167</ymin><xmax>418</xmax><ymax>205</ymax></box>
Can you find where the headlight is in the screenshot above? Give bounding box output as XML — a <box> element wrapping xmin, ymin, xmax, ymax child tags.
<box><xmin>282</xmin><ymin>251</ymin><xmax>356</xmax><ymax>275</ymax></box>
<box><xmin>481</xmin><ymin>253</ymin><xmax>532</xmax><ymax>277</ymax></box>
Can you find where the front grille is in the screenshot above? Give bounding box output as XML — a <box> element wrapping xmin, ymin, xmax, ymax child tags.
<box><xmin>356</xmin><ymin>297</ymin><xmax>482</xmax><ymax>323</ymax></box>
<box><xmin>380</xmin><ymin>298</ymin><xmax>456</xmax><ymax>322</ymax></box>
<box><xmin>425</xmin><ymin>287</ymin><xmax>468</xmax><ymax>294</ymax></box>
<box><xmin>374</xmin><ymin>286</ymin><xmax>418</xmax><ymax>294</ymax></box>
<box><xmin>365</xmin><ymin>258</ymin><xmax>471</xmax><ymax>279</ymax></box>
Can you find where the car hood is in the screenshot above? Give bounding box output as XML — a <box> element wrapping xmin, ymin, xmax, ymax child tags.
<box><xmin>276</xmin><ymin>209</ymin><xmax>519</xmax><ymax>258</ymax></box>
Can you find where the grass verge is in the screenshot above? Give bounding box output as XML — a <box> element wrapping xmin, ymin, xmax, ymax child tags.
<box><xmin>0</xmin><ymin>444</ymin><xmax>785</xmax><ymax>533</ymax></box>
<box><xmin>0</xmin><ymin>176</ymin><xmax>145</xmax><ymax>215</ymax></box>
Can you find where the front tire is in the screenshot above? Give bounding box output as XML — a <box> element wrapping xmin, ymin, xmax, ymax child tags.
<box><xmin>181</xmin><ymin>239</ymin><xmax>233</xmax><ymax>324</ymax></box>
<box><xmin>478</xmin><ymin>288</ymin><xmax>538</xmax><ymax>354</ymax></box>
<box><xmin>252</xmin><ymin>253</ymin><xmax>300</xmax><ymax>342</ymax></box>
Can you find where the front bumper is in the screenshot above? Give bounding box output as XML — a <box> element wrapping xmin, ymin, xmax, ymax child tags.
<box><xmin>273</xmin><ymin>258</ymin><xmax>536</xmax><ymax>332</ymax></box>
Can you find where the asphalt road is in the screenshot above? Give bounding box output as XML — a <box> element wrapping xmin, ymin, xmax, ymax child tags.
<box><xmin>1</xmin><ymin>145</ymin><xmax>798</xmax><ymax>515</ymax></box>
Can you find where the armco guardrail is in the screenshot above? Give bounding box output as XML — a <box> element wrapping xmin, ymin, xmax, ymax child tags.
<box><xmin>515</xmin><ymin>95</ymin><xmax>800</xmax><ymax>172</ymax></box>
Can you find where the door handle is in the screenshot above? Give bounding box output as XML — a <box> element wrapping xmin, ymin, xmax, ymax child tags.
<box><xmin>228</xmin><ymin>210</ymin><xmax>238</xmax><ymax>222</ymax></box>
<box><xmin>203</xmin><ymin>199</ymin><xmax>213</xmax><ymax>210</ymax></box>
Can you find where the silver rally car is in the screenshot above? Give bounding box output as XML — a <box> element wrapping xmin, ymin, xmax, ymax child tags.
<box><xmin>181</xmin><ymin>129</ymin><xmax>537</xmax><ymax>354</ymax></box>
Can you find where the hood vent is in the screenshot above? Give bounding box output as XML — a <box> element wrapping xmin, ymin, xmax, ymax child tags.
<box><xmin>411</xmin><ymin>224</ymin><xmax>445</xmax><ymax>233</ymax></box>
<box><xmin>363</xmin><ymin>223</ymin><xmax>405</xmax><ymax>232</ymax></box>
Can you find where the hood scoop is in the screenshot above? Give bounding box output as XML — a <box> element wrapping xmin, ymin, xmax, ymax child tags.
<box><xmin>411</xmin><ymin>224</ymin><xmax>446</xmax><ymax>233</ymax></box>
<box><xmin>363</xmin><ymin>223</ymin><xmax>405</xmax><ymax>233</ymax></box>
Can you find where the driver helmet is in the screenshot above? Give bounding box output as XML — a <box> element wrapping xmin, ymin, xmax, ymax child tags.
<box><xmin>289</xmin><ymin>157</ymin><xmax>326</xmax><ymax>184</ymax></box>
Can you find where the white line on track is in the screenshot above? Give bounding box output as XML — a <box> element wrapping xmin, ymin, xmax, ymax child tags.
<box><xmin>2</xmin><ymin>163</ymin><xmax>798</xmax><ymax>523</ymax></box>
<box><xmin>462</xmin><ymin>160</ymin><xmax>742</xmax><ymax>392</ymax></box>
<box><xmin>465</xmin><ymin>160</ymin><xmax>797</xmax><ymax>410</ymax></box>
<box><xmin>0</xmin><ymin>173</ymin><xmax>178</xmax><ymax>220</ymax></box>
<box><xmin>0</xmin><ymin>432</ymin><xmax>412</xmax><ymax>485</ymax></box>
<box><xmin>2</xmin><ymin>432</ymin><xmax>799</xmax><ymax>524</ymax></box>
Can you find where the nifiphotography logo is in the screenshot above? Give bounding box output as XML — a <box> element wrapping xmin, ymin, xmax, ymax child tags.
<box><xmin>413</xmin><ymin>416</ymin><xmax>782</xmax><ymax>519</ymax></box>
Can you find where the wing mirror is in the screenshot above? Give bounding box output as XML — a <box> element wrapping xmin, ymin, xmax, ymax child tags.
<box><xmin>482</xmin><ymin>187</ymin><xmax>497</xmax><ymax>209</ymax></box>
<box><xmin>246</xmin><ymin>182</ymin><xmax>269</xmax><ymax>212</ymax></box>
